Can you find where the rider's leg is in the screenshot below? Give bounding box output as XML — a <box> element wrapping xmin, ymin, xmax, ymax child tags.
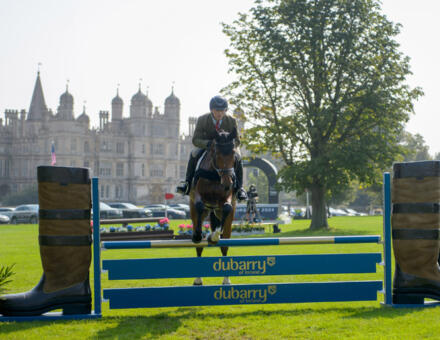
<box><xmin>177</xmin><ymin>148</ymin><xmax>202</xmax><ymax>195</ymax></box>
<box><xmin>235</xmin><ymin>153</ymin><xmax>247</xmax><ymax>201</ymax></box>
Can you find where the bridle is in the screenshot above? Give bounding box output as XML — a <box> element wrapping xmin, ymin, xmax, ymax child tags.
<box><xmin>211</xmin><ymin>142</ymin><xmax>236</xmax><ymax>184</ymax></box>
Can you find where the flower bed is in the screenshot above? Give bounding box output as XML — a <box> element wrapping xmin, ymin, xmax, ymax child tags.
<box><xmin>177</xmin><ymin>223</ymin><xmax>210</xmax><ymax>237</ymax></box>
<box><xmin>231</xmin><ymin>224</ymin><xmax>265</xmax><ymax>236</ymax></box>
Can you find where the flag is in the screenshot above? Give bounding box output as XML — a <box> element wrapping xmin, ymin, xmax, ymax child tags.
<box><xmin>165</xmin><ymin>193</ymin><xmax>174</xmax><ymax>200</ymax></box>
<box><xmin>51</xmin><ymin>141</ymin><xmax>56</xmax><ymax>166</ymax></box>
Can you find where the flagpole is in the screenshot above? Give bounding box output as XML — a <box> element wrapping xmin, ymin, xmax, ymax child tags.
<box><xmin>51</xmin><ymin>140</ymin><xmax>56</xmax><ymax>166</ymax></box>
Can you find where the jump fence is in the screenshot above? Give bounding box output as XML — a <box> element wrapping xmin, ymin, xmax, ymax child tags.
<box><xmin>0</xmin><ymin>173</ymin><xmax>397</xmax><ymax>322</ymax></box>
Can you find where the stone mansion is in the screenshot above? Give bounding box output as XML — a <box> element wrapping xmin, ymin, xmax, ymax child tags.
<box><xmin>0</xmin><ymin>72</ymin><xmax>205</xmax><ymax>204</ymax></box>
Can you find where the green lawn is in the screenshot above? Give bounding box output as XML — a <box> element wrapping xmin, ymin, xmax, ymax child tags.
<box><xmin>1</xmin><ymin>216</ymin><xmax>440</xmax><ymax>339</ymax></box>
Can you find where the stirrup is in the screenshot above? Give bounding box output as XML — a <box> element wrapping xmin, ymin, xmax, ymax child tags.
<box><xmin>236</xmin><ymin>188</ymin><xmax>247</xmax><ymax>201</ymax></box>
<box><xmin>176</xmin><ymin>181</ymin><xmax>190</xmax><ymax>195</ymax></box>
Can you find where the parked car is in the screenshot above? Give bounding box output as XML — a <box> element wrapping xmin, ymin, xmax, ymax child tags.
<box><xmin>168</xmin><ymin>203</ymin><xmax>190</xmax><ymax>218</ymax></box>
<box><xmin>0</xmin><ymin>214</ymin><xmax>10</xmax><ymax>224</ymax></box>
<box><xmin>99</xmin><ymin>202</ymin><xmax>123</xmax><ymax>219</ymax></box>
<box><xmin>144</xmin><ymin>204</ymin><xmax>186</xmax><ymax>219</ymax></box>
<box><xmin>10</xmin><ymin>204</ymin><xmax>39</xmax><ymax>224</ymax></box>
<box><xmin>0</xmin><ymin>207</ymin><xmax>14</xmax><ymax>219</ymax></box>
<box><xmin>328</xmin><ymin>208</ymin><xmax>349</xmax><ymax>217</ymax></box>
<box><xmin>107</xmin><ymin>202</ymin><xmax>152</xmax><ymax>218</ymax></box>
<box><xmin>342</xmin><ymin>208</ymin><xmax>367</xmax><ymax>217</ymax></box>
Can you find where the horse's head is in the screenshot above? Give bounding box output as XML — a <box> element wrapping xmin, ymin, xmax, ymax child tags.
<box><xmin>211</xmin><ymin>128</ymin><xmax>237</xmax><ymax>192</ymax></box>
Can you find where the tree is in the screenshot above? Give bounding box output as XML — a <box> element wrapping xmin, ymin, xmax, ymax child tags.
<box><xmin>222</xmin><ymin>0</ymin><xmax>422</xmax><ymax>229</ymax></box>
<box><xmin>1</xmin><ymin>184</ymin><xmax>38</xmax><ymax>206</ymax></box>
<box><xmin>399</xmin><ymin>131</ymin><xmax>432</xmax><ymax>162</ymax></box>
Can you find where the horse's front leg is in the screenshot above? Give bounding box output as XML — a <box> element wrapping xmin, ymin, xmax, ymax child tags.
<box><xmin>221</xmin><ymin>202</ymin><xmax>234</xmax><ymax>285</ymax></box>
<box><xmin>208</xmin><ymin>202</ymin><xmax>233</xmax><ymax>244</ymax></box>
<box><xmin>192</xmin><ymin>199</ymin><xmax>205</xmax><ymax>243</ymax></box>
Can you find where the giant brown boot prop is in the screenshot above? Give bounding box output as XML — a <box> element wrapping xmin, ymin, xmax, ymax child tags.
<box><xmin>0</xmin><ymin>166</ymin><xmax>92</xmax><ymax>316</ymax></box>
<box><xmin>392</xmin><ymin>161</ymin><xmax>440</xmax><ymax>304</ymax></box>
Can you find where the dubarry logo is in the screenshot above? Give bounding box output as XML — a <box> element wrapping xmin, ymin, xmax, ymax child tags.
<box><xmin>268</xmin><ymin>285</ymin><xmax>277</xmax><ymax>295</ymax></box>
<box><xmin>267</xmin><ymin>257</ymin><xmax>276</xmax><ymax>267</ymax></box>
<box><xmin>213</xmin><ymin>285</ymin><xmax>277</xmax><ymax>303</ymax></box>
<box><xmin>212</xmin><ymin>257</ymin><xmax>276</xmax><ymax>275</ymax></box>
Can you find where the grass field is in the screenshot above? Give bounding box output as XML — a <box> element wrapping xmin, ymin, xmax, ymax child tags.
<box><xmin>1</xmin><ymin>216</ymin><xmax>440</xmax><ymax>339</ymax></box>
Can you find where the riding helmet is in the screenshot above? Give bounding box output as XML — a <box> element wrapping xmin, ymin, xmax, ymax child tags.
<box><xmin>209</xmin><ymin>96</ymin><xmax>228</xmax><ymax>111</ymax></box>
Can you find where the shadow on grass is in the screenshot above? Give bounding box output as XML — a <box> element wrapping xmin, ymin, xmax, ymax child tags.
<box><xmin>91</xmin><ymin>313</ymin><xmax>183</xmax><ymax>339</ymax></box>
<box><xmin>0</xmin><ymin>305</ymin><xmax>427</xmax><ymax>338</ymax></box>
<box><xmin>0</xmin><ymin>313</ymin><xmax>183</xmax><ymax>339</ymax></box>
<box><xmin>343</xmin><ymin>305</ymin><xmax>440</xmax><ymax>319</ymax></box>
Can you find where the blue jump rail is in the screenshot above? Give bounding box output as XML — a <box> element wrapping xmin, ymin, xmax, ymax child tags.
<box><xmin>101</xmin><ymin>235</ymin><xmax>381</xmax><ymax>250</ymax></box>
<box><xmin>104</xmin><ymin>281</ymin><xmax>383</xmax><ymax>309</ymax></box>
<box><xmin>103</xmin><ymin>253</ymin><xmax>382</xmax><ymax>280</ymax></box>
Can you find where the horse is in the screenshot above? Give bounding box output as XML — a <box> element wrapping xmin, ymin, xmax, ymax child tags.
<box><xmin>189</xmin><ymin>128</ymin><xmax>238</xmax><ymax>286</ymax></box>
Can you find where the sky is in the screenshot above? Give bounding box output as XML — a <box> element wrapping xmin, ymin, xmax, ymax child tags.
<box><xmin>1</xmin><ymin>0</ymin><xmax>439</xmax><ymax>155</ymax></box>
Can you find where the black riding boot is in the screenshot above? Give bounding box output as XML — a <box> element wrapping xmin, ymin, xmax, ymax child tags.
<box><xmin>235</xmin><ymin>158</ymin><xmax>247</xmax><ymax>201</ymax></box>
<box><xmin>176</xmin><ymin>153</ymin><xmax>198</xmax><ymax>195</ymax></box>
<box><xmin>0</xmin><ymin>166</ymin><xmax>92</xmax><ymax>316</ymax></box>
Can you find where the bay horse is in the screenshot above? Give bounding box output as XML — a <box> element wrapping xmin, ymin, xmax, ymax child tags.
<box><xmin>189</xmin><ymin>128</ymin><xmax>238</xmax><ymax>285</ymax></box>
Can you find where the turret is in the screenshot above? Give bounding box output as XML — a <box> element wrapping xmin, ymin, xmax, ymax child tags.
<box><xmin>77</xmin><ymin>104</ymin><xmax>90</xmax><ymax>129</ymax></box>
<box><xmin>111</xmin><ymin>87</ymin><xmax>123</xmax><ymax>121</ymax></box>
<box><xmin>164</xmin><ymin>87</ymin><xmax>180</xmax><ymax>118</ymax></box>
<box><xmin>57</xmin><ymin>84</ymin><xmax>74</xmax><ymax>120</ymax></box>
<box><xmin>130</xmin><ymin>84</ymin><xmax>152</xmax><ymax>119</ymax></box>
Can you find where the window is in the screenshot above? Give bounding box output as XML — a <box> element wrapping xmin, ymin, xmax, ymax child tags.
<box><xmin>151</xmin><ymin>144</ymin><xmax>164</xmax><ymax>155</ymax></box>
<box><xmin>116</xmin><ymin>163</ymin><xmax>123</xmax><ymax>177</ymax></box>
<box><xmin>142</xmin><ymin>144</ymin><xmax>146</xmax><ymax>154</ymax></box>
<box><xmin>150</xmin><ymin>165</ymin><xmax>164</xmax><ymax>177</ymax></box>
<box><xmin>84</xmin><ymin>141</ymin><xmax>90</xmax><ymax>153</ymax></box>
<box><xmin>180</xmin><ymin>144</ymin><xmax>186</xmax><ymax>157</ymax></box>
<box><xmin>100</xmin><ymin>140</ymin><xmax>112</xmax><ymax>152</ymax></box>
<box><xmin>5</xmin><ymin>160</ymin><xmax>9</xmax><ymax>177</ymax></box>
<box><xmin>115</xmin><ymin>185</ymin><xmax>123</xmax><ymax>198</ymax></box>
<box><xmin>180</xmin><ymin>165</ymin><xmax>186</xmax><ymax>179</ymax></box>
<box><xmin>22</xmin><ymin>160</ymin><xmax>28</xmax><ymax>177</ymax></box>
<box><xmin>71</xmin><ymin>138</ymin><xmax>77</xmax><ymax>152</ymax></box>
<box><xmin>169</xmin><ymin>143</ymin><xmax>177</xmax><ymax>156</ymax></box>
<box><xmin>105</xmin><ymin>185</ymin><xmax>110</xmax><ymax>198</ymax></box>
<box><xmin>99</xmin><ymin>162</ymin><xmax>112</xmax><ymax>177</ymax></box>
<box><xmin>84</xmin><ymin>160</ymin><xmax>90</xmax><ymax>168</ymax></box>
<box><xmin>141</xmin><ymin>164</ymin><xmax>145</xmax><ymax>177</ymax></box>
<box><xmin>116</xmin><ymin>142</ymin><xmax>124</xmax><ymax>154</ymax></box>
<box><xmin>100</xmin><ymin>185</ymin><xmax>105</xmax><ymax>198</ymax></box>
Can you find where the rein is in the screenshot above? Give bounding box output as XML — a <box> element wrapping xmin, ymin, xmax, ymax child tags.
<box><xmin>211</xmin><ymin>143</ymin><xmax>236</xmax><ymax>180</ymax></box>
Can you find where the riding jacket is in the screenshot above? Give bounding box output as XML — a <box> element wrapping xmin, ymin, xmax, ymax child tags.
<box><xmin>192</xmin><ymin>112</ymin><xmax>241</xmax><ymax>150</ymax></box>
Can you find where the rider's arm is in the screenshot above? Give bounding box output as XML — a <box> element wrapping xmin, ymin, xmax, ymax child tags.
<box><xmin>232</xmin><ymin>117</ymin><xmax>241</xmax><ymax>147</ymax></box>
<box><xmin>192</xmin><ymin>116</ymin><xmax>211</xmax><ymax>149</ymax></box>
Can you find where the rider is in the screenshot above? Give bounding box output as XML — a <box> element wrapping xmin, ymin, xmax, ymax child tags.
<box><xmin>176</xmin><ymin>95</ymin><xmax>247</xmax><ymax>201</ymax></box>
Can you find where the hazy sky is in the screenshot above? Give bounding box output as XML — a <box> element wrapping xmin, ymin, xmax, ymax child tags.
<box><xmin>1</xmin><ymin>0</ymin><xmax>439</xmax><ymax>154</ymax></box>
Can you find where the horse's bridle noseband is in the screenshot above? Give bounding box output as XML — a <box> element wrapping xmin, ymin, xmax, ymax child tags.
<box><xmin>211</xmin><ymin>142</ymin><xmax>236</xmax><ymax>181</ymax></box>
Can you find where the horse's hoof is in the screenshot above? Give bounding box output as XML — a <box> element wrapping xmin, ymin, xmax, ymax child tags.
<box><xmin>192</xmin><ymin>233</ymin><xmax>202</xmax><ymax>244</ymax></box>
<box><xmin>208</xmin><ymin>230</ymin><xmax>221</xmax><ymax>244</ymax></box>
<box><xmin>207</xmin><ymin>234</ymin><xmax>218</xmax><ymax>245</ymax></box>
<box><xmin>222</xmin><ymin>277</ymin><xmax>231</xmax><ymax>285</ymax></box>
<box><xmin>193</xmin><ymin>277</ymin><xmax>203</xmax><ymax>286</ymax></box>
